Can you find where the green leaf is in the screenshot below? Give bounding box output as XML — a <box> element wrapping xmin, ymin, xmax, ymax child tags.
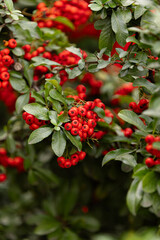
<box><xmin>31</xmin><ymin>57</ymin><xmax>60</xmax><ymax>67</ymax></box>
<box><xmin>134</xmin><ymin>5</ymin><xmax>146</xmax><ymax>20</ymax></box>
<box><xmin>93</xmin><ymin>106</ymin><xmax>105</xmax><ymax>118</ymax></box>
<box><xmin>6</xmin><ymin>134</ymin><xmax>16</xmax><ymax>154</ymax></box>
<box><xmin>22</xmin><ymin>59</ymin><xmax>33</xmax><ymax>87</ymax></box>
<box><xmin>51</xmin><ymin>130</ymin><xmax>66</xmax><ymax>157</ymax></box>
<box><xmin>102</xmin><ymin>149</ymin><xmax>134</xmax><ymax>166</ymax></box>
<box><xmin>133</xmin><ymin>78</ymin><xmax>156</xmax><ymax>94</ymax></box>
<box><xmin>5</xmin><ymin>0</ymin><xmax>14</xmax><ymax>11</ymax></box>
<box><xmin>153</xmin><ymin>142</ymin><xmax>160</xmax><ymax>150</ymax></box>
<box><xmin>34</xmin><ymin>216</ymin><xmax>59</xmax><ymax>235</ymax></box>
<box><xmin>126</xmin><ymin>179</ymin><xmax>143</xmax><ymax>216</ymax></box>
<box><xmin>28</xmin><ymin>126</ymin><xmax>53</xmax><ymax>144</ymax></box>
<box><xmin>89</xmin><ymin>3</ymin><xmax>103</xmax><ymax>11</ymax></box>
<box><xmin>118</xmin><ymin>110</ymin><xmax>147</xmax><ymax>131</ymax></box>
<box><xmin>99</xmin><ymin>18</ymin><xmax>115</xmax><ymax>50</ymax></box>
<box><xmin>111</xmin><ymin>10</ymin><xmax>128</xmax><ymax>46</ymax></box>
<box><xmin>12</xmin><ymin>47</ymin><xmax>24</xmax><ymax>56</ymax></box>
<box><xmin>49</xmin><ymin>89</ymin><xmax>67</xmax><ymax>105</ymax></box>
<box><xmin>66</xmin><ymin>67</ymin><xmax>82</xmax><ymax>79</ymax></box>
<box><xmin>64</xmin><ymin>129</ymin><xmax>82</xmax><ymax>151</ymax></box>
<box><xmin>49</xmin><ymin>111</ymin><xmax>58</xmax><ymax>125</ymax></box>
<box><xmin>46</xmin><ymin>79</ymin><xmax>62</xmax><ymax>93</ymax></box>
<box><xmin>54</xmin><ymin>16</ymin><xmax>75</xmax><ymax>30</ymax></box>
<box><xmin>71</xmin><ymin>216</ymin><xmax>100</xmax><ymax>232</ymax></box>
<box><xmin>31</xmin><ymin>91</ymin><xmax>45</xmax><ymax>105</ymax></box>
<box><xmin>9</xmin><ymin>77</ymin><xmax>29</xmax><ymax>93</ymax></box>
<box><xmin>142</xmin><ymin>171</ymin><xmax>158</xmax><ymax>193</ymax></box>
<box><xmin>16</xmin><ymin>92</ymin><xmax>30</xmax><ymax>114</ymax></box>
<box><xmin>66</xmin><ymin>46</ymin><xmax>82</xmax><ymax>58</ymax></box>
<box><xmin>121</xmin><ymin>0</ymin><xmax>134</xmax><ymax>6</ymax></box>
<box><xmin>23</xmin><ymin>103</ymin><xmax>49</xmax><ymax>120</ymax></box>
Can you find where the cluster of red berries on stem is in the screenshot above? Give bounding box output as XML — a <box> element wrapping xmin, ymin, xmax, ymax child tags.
<box><xmin>145</xmin><ymin>135</ymin><xmax>160</xmax><ymax>167</ymax></box>
<box><xmin>33</xmin><ymin>0</ymin><xmax>91</xmax><ymax>32</ymax></box>
<box><xmin>129</xmin><ymin>99</ymin><xmax>149</xmax><ymax>114</ymax></box>
<box><xmin>64</xmin><ymin>85</ymin><xmax>113</xmax><ymax>142</ymax></box>
<box><xmin>0</xmin><ymin>148</ymin><xmax>24</xmax><ymax>182</ymax></box>
<box><xmin>0</xmin><ymin>39</ymin><xmax>17</xmax><ymax>88</ymax></box>
<box><xmin>0</xmin><ymin>84</ymin><xmax>17</xmax><ymax>112</ymax></box>
<box><xmin>22</xmin><ymin>112</ymin><xmax>50</xmax><ymax>130</ymax></box>
<box><xmin>57</xmin><ymin>151</ymin><xmax>86</xmax><ymax>168</ymax></box>
<box><xmin>81</xmin><ymin>73</ymin><xmax>103</xmax><ymax>95</ymax></box>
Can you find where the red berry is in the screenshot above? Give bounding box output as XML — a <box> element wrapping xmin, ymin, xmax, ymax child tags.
<box><xmin>0</xmin><ymin>173</ymin><xmax>7</xmax><ymax>182</ymax></box>
<box><xmin>0</xmin><ymin>71</ymin><xmax>10</xmax><ymax>81</ymax></box>
<box><xmin>71</xmin><ymin>128</ymin><xmax>79</xmax><ymax>136</ymax></box>
<box><xmin>30</xmin><ymin>123</ymin><xmax>40</xmax><ymax>130</ymax></box>
<box><xmin>129</xmin><ymin>102</ymin><xmax>137</xmax><ymax>111</ymax></box>
<box><xmin>26</xmin><ymin>114</ymin><xmax>35</xmax><ymax>125</ymax></box>
<box><xmin>86</xmin><ymin>111</ymin><xmax>94</xmax><ymax>119</ymax></box>
<box><xmin>76</xmin><ymin>84</ymin><xmax>86</xmax><ymax>93</ymax></box>
<box><xmin>64</xmin><ymin>160</ymin><xmax>72</xmax><ymax>168</ymax></box>
<box><xmin>96</xmin><ymin>102</ymin><xmax>105</xmax><ymax>110</ymax></box>
<box><xmin>57</xmin><ymin>157</ymin><xmax>66</xmax><ymax>165</ymax></box>
<box><xmin>0</xmin><ymin>148</ymin><xmax>7</xmax><ymax>156</ymax></box>
<box><xmin>78</xmin><ymin>107</ymin><xmax>87</xmax><ymax>117</ymax></box>
<box><xmin>145</xmin><ymin>157</ymin><xmax>155</xmax><ymax>168</ymax></box>
<box><xmin>138</xmin><ymin>99</ymin><xmax>149</xmax><ymax>110</ymax></box>
<box><xmin>78</xmin><ymin>93</ymin><xmax>86</xmax><ymax>100</ymax></box>
<box><xmin>72</xmin><ymin>120</ymin><xmax>79</xmax><ymax>127</ymax></box>
<box><xmin>68</xmin><ymin>107</ymin><xmax>78</xmax><ymax>117</ymax></box>
<box><xmin>24</xmin><ymin>53</ymin><xmax>32</xmax><ymax>61</ymax></box>
<box><xmin>88</xmin><ymin>119</ymin><xmax>96</xmax><ymax>128</ymax></box>
<box><xmin>82</xmin><ymin>125</ymin><xmax>89</xmax><ymax>132</ymax></box>
<box><xmin>22</xmin><ymin>112</ymin><xmax>28</xmax><ymax>120</ymax></box>
<box><xmin>78</xmin><ymin>151</ymin><xmax>86</xmax><ymax>161</ymax></box>
<box><xmin>64</xmin><ymin>123</ymin><xmax>72</xmax><ymax>131</ymax></box>
<box><xmin>145</xmin><ymin>135</ymin><xmax>155</xmax><ymax>144</ymax></box>
<box><xmin>34</xmin><ymin>118</ymin><xmax>43</xmax><ymax>126</ymax></box>
<box><xmin>8</xmin><ymin>39</ymin><xmax>17</xmax><ymax>48</ymax></box>
<box><xmin>88</xmin><ymin>128</ymin><xmax>94</xmax><ymax>136</ymax></box>
<box><xmin>71</xmin><ymin>153</ymin><xmax>79</xmax><ymax>161</ymax></box>
<box><xmin>123</xmin><ymin>128</ymin><xmax>133</xmax><ymax>138</ymax></box>
<box><xmin>22</xmin><ymin>44</ymin><xmax>31</xmax><ymax>53</ymax></box>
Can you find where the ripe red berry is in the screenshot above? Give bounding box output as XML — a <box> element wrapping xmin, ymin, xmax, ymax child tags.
<box><xmin>0</xmin><ymin>173</ymin><xmax>7</xmax><ymax>182</ymax></box>
<box><xmin>34</xmin><ymin>118</ymin><xmax>43</xmax><ymax>126</ymax></box>
<box><xmin>78</xmin><ymin>151</ymin><xmax>86</xmax><ymax>161</ymax></box>
<box><xmin>145</xmin><ymin>157</ymin><xmax>155</xmax><ymax>168</ymax></box>
<box><xmin>82</xmin><ymin>125</ymin><xmax>89</xmax><ymax>132</ymax></box>
<box><xmin>145</xmin><ymin>135</ymin><xmax>155</xmax><ymax>144</ymax></box>
<box><xmin>138</xmin><ymin>99</ymin><xmax>149</xmax><ymax>110</ymax></box>
<box><xmin>0</xmin><ymin>71</ymin><xmax>10</xmax><ymax>81</ymax></box>
<box><xmin>2</xmin><ymin>55</ymin><xmax>12</xmax><ymax>66</ymax></box>
<box><xmin>22</xmin><ymin>112</ymin><xmax>28</xmax><ymax>120</ymax></box>
<box><xmin>76</xmin><ymin>84</ymin><xmax>86</xmax><ymax>93</ymax></box>
<box><xmin>78</xmin><ymin>93</ymin><xmax>86</xmax><ymax>100</ymax></box>
<box><xmin>88</xmin><ymin>119</ymin><xmax>96</xmax><ymax>128</ymax></box>
<box><xmin>129</xmin><ymin>102</ymin><xmax>137</xmax><ymax>111</ymax></box>
<box><xmin>86</xmin><ymin>111</ymin><xmax>94</xmax><ymax>119</ymax></box>
<box><xmin>30</xmin><ymin>123</ymin><xmax>40</xmax><ymax>130</ymax></box>
<box><xmin>71</xmin><ymin>128</ymin><xmax>79</xmax><ymax>136</ymax></box>
<box><xmin>22</xmin><ymin>44</ymin><xmax>31</xmax><ymax>53</ymax></box>
<box><xmin>26</xmin><ymin>114</ymin><xmax>35</xmax><ymax>125</ymax></box>
<box><xmin>68</xmin><ymin>107</ymin><xmax>78</xmax><ymax>117</ymax></box>
<box><xmin>72</xmin><ymin>120</ymin><xmax>79</xmax><ymax>127</ymax></box>
<box><xmin>64</xmin><ymin>123</ymin><xmax>72</xmax><ymax>131</ymax></box>
<box><xmin>96</xmin><ymin>102</ymin><xmax>105</xmax><ymax>110</ymax></box>
<box><xmin>0</xmin><ymin>148</ymin><xmax>7</xmax><ymax>155</ymax></box>
<box><xmin>71</xmin><ymin>154</ymin><xmax>79</xmax><ymax>161</ymax></box>
<box><xmin>24</xmin><ymin>53</ymin><xmax>32</xmax><ymax>61</ymax></box>
<box><xmin>57</xmin><ymin>157</ymin><xmax>66</xmax><ymax>165</ymax></box>
<box><xmin>64</xmin><ymin>160</ymin><xmax>72</xmax><ymax>168</ymax></box>
<box><xmin>8</xmin><ymin>39</ymin><xmax>17</xmax><ymax>48</ymax></box>
<box><xmin>88</xmin><ymin>128</ymin><xmax>94</xmax><ymax>136</ymax></box>
<box><xmin>123</xmin><ymin>128</ymin><xmax>133</xmax><ymax>138</ymax></box>
<box><xmin>78</xmin><ymin>107</ymin><xmax>87</xmax><ymax>117</ymax></box>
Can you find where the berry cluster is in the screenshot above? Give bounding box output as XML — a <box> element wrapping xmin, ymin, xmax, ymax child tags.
<box><xmin>64</xmin><ymin>85</ymin><xmax>113</xmax><ymax>142</ymax></box>
<box><xmin>22</xmin><ymin>44</ymin><xmax>87</xmax><ymax>86</ymax></box>
<box><xmin>129</xmin><ymin>99</ymin><xmax>149</xmax><ymax>114</ymax></box>
<box><xmin>81</xmin><ymin>73</ymin><xmax>103</xmax><ymax>95</ymax></box>
<box><xmin>0</xmin><ymin>148</ymin><xmax>24</xmax><ymax>182</ymax></box>
<box><xmin>111</xmin><ymin>83</ymin><xmax>135</xmax><ymax>106</ymax></box>
<box><xmin>22</xmin><ymin>112</ymin><xmax>49</xmax><ymax>130</ymax></box>
<box><xmin>145</xmin><ymin>135</ymin><xmax>160</xmax><ymax>167</ymax></box>
<box><xmin>57</xmin><ymin>151</ymin><xmax>86</xmax><ymax>168</ymax></box>
<box><xmin>52</xmin><ymin>50</ymin><xmax>87</xmax><ymax>85</ymax></box>
<box><xmin>0</xmin><ymin>84</ymin><xmax>17</xmax><ymax>112</ymax></box>
<box><xmin>33</xmin><ymin>0</ymin><xmax>91</xmax><ymax>32</ymax></box>
<box><xmin>0</xmin><ymin>39</ymin><xmax>17</xmax><ymax>88</ymax></box>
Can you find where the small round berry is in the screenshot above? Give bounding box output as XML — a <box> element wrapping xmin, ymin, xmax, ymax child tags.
<box><xmin>88</xmin><ymin>119</ymin><xmax>96</xmax><ymax>128</ymax></box>
<box><xmin>76</xmin><ymin>84</ymin><xmax>86</xmax><ymax>93</ymax></box>
<box><xmin>145</xmin><ymin>157</ymin><xmax>155</xmax><ymax>168</ymax></box>
<box><xmin>68</xmin><ymin>107</ymin><xmax>78</xmax><ymax>117</ymax></box>
<box><xmin>34</xmin><ymin>118</ymin><xmax>43</xmax><ymax>126</ymax></box>
<box><xmin>26</xmin><ymin>115</ymin><xmax>35</xmax><ymax>125</ymax></box>
<box><xmin>72</xmin><ymin>120</ymin><xmax>79</xmax><ymax>127</ymax></box>
<box><xmin>88</xmin><ymin>128</ymin><xmax>94</xmax><ymax>136</ymax></box>
<box><xmin>8</xmin><ymin>39</ymin><xmax>17</xmax><ymax>48</ymax></box>
<box><xmin>64</xmin><ymin>160</ymin><xmax>72</xmax><ymax>168</ymax></box>
<box><xmin>145</xmin><ymin>135</ymin><xmax>155</xmax><ymax>144</ymax></box>
<box><xmin>22</xmin><ymin>112</ymin><xmax>28</xmax><ymax>120</ymax></box>
<box><xmin>78</xmin><ymin>151</ymin><xmax>86</xmax><ymax>161</ymax></box>
<box><xmin>129</xmin><ymin>102</ymin><xmax>137</xmax><ymax>111</ymax></box>
<box><xmin>78</xmin><ymin>107</ymin><xmax>87</xmax><ymax>117</ymax></box>
<box><xmin>71</xmin><ymin>154</ymin><xmax>79</xmax><ymax>162</ymax></box>
<box><xmin>71</xmin><ymin>128</ymin><xmax>79</xmax><ymax>136</ymax></box>
<box><xmin>0</xmin><ymin>173</ymin><xmax>7</xmax><ymax>182</ymax></box>
<box><xmin>57</xmin><ymin>157</ymin><xmax>66</xmax><ymax>165</ymax></box>
<box><xmin>86</xmin><ymin>111</ymin><xmax>94</xmax><ymax>119</ymax></box>
<box><xmin>64</xmin><ymin>123</ymin><xmax>72</xmax><ymax>131</ymax></box>
<box><xmin>0</xmin><ymin>72</ymin><xmax>10</xmax><ymax>81</ymax></box>
<box><xmin>22</xmin><ymin>44</ymin><xmax>31</xmax><ymax>53</ymax></box>
<box><xmin>82</xmin><ymin>125</ymin><xmax>89</xmax><ymax>133</ymax></box>
<box><xmin>123</xmin><ymin>128</ymin><xmax>133</xmax><ymax>138</ymax></box>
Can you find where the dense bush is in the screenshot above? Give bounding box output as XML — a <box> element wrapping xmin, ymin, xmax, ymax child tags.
<box><xmin>0</xmin><ymin>0</ymin><xmax>160</xmax><ymax>239</ymax></box>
